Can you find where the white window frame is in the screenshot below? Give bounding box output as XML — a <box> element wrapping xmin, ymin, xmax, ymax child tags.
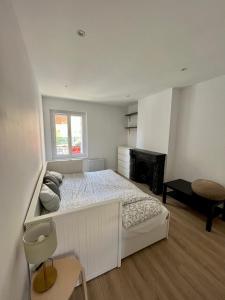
<box><xmin>50</xmin><ymin>110</ymin><xmax>88</xmax><ymax>160</ymax></box>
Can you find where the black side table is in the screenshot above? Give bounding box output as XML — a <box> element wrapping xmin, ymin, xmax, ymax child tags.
<box><xmin>163</xmin><ymin>179</ymin><xmax>225</xmax><ymax>232</ymax></box>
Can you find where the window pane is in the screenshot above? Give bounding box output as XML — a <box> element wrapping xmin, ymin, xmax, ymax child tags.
<box><xmin>71</xmin><ymin>115</ymin><xmax>82</xmax><ymax>154</ymax></box>
<box><xmin>55</xmin><ymin>114</ymin><xmax>69</xmax><ymax>155</ymax></box>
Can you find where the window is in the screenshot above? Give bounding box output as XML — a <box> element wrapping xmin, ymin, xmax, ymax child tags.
<box><xmin>51</xmin><ymin>110</ymin><xmax>87</xmax><ymax>159</ymax></box>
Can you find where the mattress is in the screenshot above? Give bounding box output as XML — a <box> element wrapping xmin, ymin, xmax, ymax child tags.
<box><xmin>59</xmin><ymin>169</ymin><xmax>157</xmax><ymax>211</ymax></box>
<box><xmin>122</xmin><ymin>206</ymin><xmax>169</xmax><ymax>238</ymax></box>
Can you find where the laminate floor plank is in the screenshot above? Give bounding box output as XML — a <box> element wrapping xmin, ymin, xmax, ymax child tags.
<box><xmin>72</xmin><ymin>183</ymin><xmax>225</xmax><ymax>300</ymax></box>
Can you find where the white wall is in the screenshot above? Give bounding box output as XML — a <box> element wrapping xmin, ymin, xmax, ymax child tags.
<box><xmin>0</xmin><ymin>1</ymin><xmax>42</xmax><ymax>299</ymax></box>
<box><xmin>171</xmin><ymin>75</ymin><xmax>225</xmax><ymax>185</ymax></box>
<box><xmin>127</xmin><ymin>103</ymin><xmax>138</xmax><ymax>147</ymax></box>
<box><xmin>137</xmin><ymin>89</ymin><xmax>173</xmax><ymax>154</ymax></box>
<box><xmin>42</xmin><ymin>96</ymin><xmax>127</xmax><ymax>169</ymax></box>
<box><xmin>165</xmin><ymin>88</ymin><xmax>181</xmax><ymax>180</ymax></box>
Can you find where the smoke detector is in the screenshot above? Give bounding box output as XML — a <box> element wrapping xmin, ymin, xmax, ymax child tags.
<box><xmin>77</xmin><ymin>29</ymin><xmax>86</xmax><ymax>37</ymax></box>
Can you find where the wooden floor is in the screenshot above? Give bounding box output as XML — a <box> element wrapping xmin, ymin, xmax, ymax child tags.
<box><xmin>71</xmin><ymin>184</ymin><xmax>225</xmax><ymax>300</ymax></box>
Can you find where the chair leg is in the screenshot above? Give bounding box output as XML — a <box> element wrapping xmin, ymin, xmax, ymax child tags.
<box><xmin>163</xmin><ymin>184</ymin><xmax>167</xmax><ymax>204</ymax></box>
<box><xmin>80</xmin><ymin>268</ymin><xmax>88</xmax><ymax>300</ymax></box>
<box><xmin>206</xmin><ymin>202</ymin><xmax>214</xmax><ymax>232</ymax></box>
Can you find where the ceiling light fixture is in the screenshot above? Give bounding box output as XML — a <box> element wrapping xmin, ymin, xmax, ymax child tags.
<box><xmin>77</xmin><ymin>29</ymin><xmax>86</xmax><ymax>37</ymax></box>
<box><xmin>181</xmin><ymin>67</ymin><xmax>188</xmax><ymax>72</ymax></box>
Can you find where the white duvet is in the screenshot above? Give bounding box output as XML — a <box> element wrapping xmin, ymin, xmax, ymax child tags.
<box><xmin>59</xmin><ymin>169</ymin><xmax>155</xmax><ymax>210</ymax></box>
<box><xmin>59</xmin><ymin>169</ymin><xmax>162</xmax><ymax>227</ymax></box>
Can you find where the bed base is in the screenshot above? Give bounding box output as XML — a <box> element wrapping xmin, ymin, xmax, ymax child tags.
<box><xmin>121</xmin><ymin>213</ymin><xmax>170</xmax><ymax>258</ymax></box>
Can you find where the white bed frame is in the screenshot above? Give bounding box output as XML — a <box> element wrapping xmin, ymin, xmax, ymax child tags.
<box><xmin>121</xmin><ymin>209</ymin><xmax>170</xmax><ymax>258</ymax></box>
<box><xmin>25</xmin><ymin>159</ymin><xmax>169</xmax><ymax>281</ymax></box>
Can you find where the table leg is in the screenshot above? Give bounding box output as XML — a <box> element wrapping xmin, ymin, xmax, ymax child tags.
<box><xmin>206</xmin><ymin>202</ymin><xmax>214</xmax><ymax>232</ymax></box>
<box><xmin>81</xmin><ymin>267</ymin><xmax>88</xmax><ymax>300</ymax></box>
<box><xmin>162</xmin><ymin>184</ymin><xmax>167</xmax><ymax>204</ymax></box>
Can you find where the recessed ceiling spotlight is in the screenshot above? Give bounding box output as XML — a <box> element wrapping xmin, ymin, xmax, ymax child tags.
<box><xmin>181</xmin><ymin>67</ymin><xmax>188</xmax><ymax>72</ymax></box>
<box><xmin>77</xmin><ymin>29</ymin><xmax>86</xmax><ymax>37</ymax></box>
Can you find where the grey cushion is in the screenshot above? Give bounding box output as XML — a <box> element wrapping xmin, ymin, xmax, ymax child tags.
<box><xmin>39</xmin><ymin>184</ymin><xmax>60</xmax><ymax>212</ymax></box>
<box><xmin>45</xmin><ymin>179</ymin><xmax>61</xmax><ymax>198</ymax></box>
<box><xmin>49</xmin><ymin>171</ymin><xmax>63</xmax><ymax>183</ymax></box>
<box><xmin>44</xmin><ymin>171</ymin><xmax>60</xmax><ymax>186</ymax></box>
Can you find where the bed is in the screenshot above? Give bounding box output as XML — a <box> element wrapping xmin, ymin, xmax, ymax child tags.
<box><xmin>25</xmin><ymin>159</ymin><xmax>169</xmax><ymax>281</ymax></box>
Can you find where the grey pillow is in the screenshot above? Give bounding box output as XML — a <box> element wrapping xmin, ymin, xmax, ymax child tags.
<box><xmin>39</xmin><ymin>184</ymin><xmax>60</xmax><ymax>212</ymax></box>
<box><xmin>49</xmin><ymin>171</ymin><xmax>63</xmax><ymax>183</ymax></box>
<box><xmin>45</xmin><ymin>179</ymin><xmax>61</xmax><ymax>198</ymax></box>
<box><xmin>44</xmin><ymin>171</ymin><xmax>60</xmax><ymax>186</ymax></box>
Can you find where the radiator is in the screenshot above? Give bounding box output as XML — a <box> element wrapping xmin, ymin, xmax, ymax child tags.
<box><xmin>83</xmin><ymin>158</ymin><xmax>105</xmax><ymax>172</ymax></box>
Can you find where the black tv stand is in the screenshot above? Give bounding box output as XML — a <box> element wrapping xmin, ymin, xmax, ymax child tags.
<box><xmin>163</xmin><ymin>179</ymin><xmax>225</xmax><ymax>232</ymax></box>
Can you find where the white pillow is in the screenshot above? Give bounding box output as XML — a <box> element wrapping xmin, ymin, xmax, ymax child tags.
<box><xmin>48</xmin><ymin>171</ymin><xmax>63</xmax><ymax>183</ymax></box>
<box><xmin>39</xmin><ymin>184</ymin><xmax>60</xmax><ymax>212</ymax></box>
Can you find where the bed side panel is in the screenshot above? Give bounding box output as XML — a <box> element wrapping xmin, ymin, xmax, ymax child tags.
<box><xmin>53</xmin><ymin>201</ymin><xmax>121</xmax><ymax>280</ymax></box>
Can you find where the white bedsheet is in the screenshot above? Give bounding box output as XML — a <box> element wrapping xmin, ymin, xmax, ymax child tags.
<box><xmin>59</xmin><ymin>169</ymin><xmax>157</xmax><ymax>211</ymax></box>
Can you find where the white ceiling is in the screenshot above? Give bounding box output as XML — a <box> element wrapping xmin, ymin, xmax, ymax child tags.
<box><xmin>13</xmin><ymin>0</ymin><xmax>225</xmax><ymax>105</ymax></box>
